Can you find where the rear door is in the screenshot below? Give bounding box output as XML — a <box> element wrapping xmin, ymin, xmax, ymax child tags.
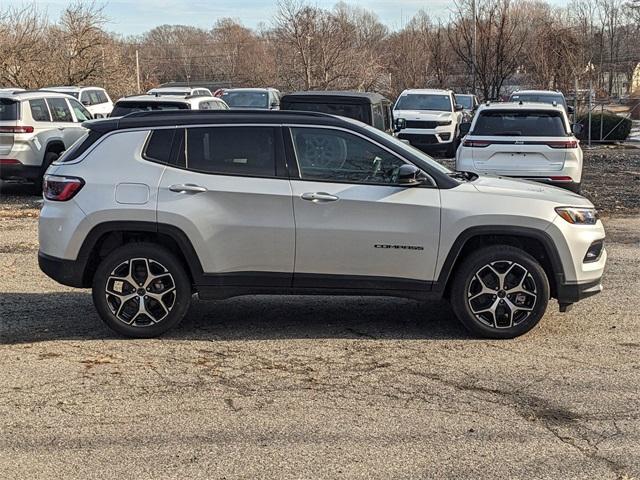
<box><xmin>0</xmin><ymin>98</ymin><xmax>19</xmax><ymax>157</ymax></box>
<box><xmin>469</xmin><ymin>110</ymin><xmax>568</xmax><ymax>173</ymax></box>
<box><xmin>157</xmin><ymin>125</ymin><xmax>295</xmax><ymax>288</ymax></box>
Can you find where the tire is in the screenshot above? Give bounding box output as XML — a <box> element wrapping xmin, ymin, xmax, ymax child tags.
<box><xmin>31</xmin><ymin>151</ymin><xmax>59</xmax><ymax>195</ymax></box>
<box><xmin>450</xmin><ymin>245</ymin><xmax>550</xmax><ymax>339</ymax></box>
<box><xmin>92</xmin><ymin>243</ymin><xmax>192</xmax><ymax>338</ymax></box>
<box><xmin>445</xmin><ymin>136</ymin><xmax>459</xmax><ymax>158</ymax></box>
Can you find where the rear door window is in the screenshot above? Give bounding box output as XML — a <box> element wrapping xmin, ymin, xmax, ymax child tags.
<box><xmin>0</xmin><ymin>99</ymin><xmax>19</xmax><ymax>120</ymax></box>
<box><xmin>47</xmin><ymin>97</ymin><xmax>74</xmax><ymax>122</ymax></box>
<box><xmin>472</xmin><ymin>111</ymin><xmax>568</xmax><ymax>137</ymax></box>
<box><xmin>29</xmin><ymin>99</ymin><xmax>51</xmax><ymax>122</ymax></box>
<box><xmin>184</xmin><ymin>126</ymin><xmax>276</xmax><ymax>176</ymax></box>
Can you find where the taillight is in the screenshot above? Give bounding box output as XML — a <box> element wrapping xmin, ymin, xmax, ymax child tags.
<box><xmin>547</xmin><ymin>140</ymin><xmax>578</xmax><ymax>149</ymax></box>
<box><xmin>43</xmin><ymin>175</ymin><xmax>84</xmax><ymax>201</ymax></box>
<box><xmin>0</xmin><ymin>159</ymin><xmax>21</xmax><ymax>165</ymax></box>
<box><xmin>463</xmin><ymin>139</ymin><xmax>491</xmax><ymax>148</ymax></box>
<box><xmin>0</xmin><ymin>126</ymin><xmax>34</xmax><ymax>134</ymax></box>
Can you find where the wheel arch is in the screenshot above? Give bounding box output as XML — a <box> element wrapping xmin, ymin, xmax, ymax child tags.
<box><xmin>435</xmin><ymin>226</ymin><xmax>565</xmax><ymax>299</ymax></box>
<box><xmin>45</xmin><ymin>139</ymin><xmax>66</xmax><ymax>156</ymax></box>
<box><xmin>74</xmin><ymin>221</ymin><xmax>204</xmax><ymax>288</ymax></box>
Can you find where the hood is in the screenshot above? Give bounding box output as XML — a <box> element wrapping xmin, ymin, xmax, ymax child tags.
<box><xmin>393</xmin><ymin>110</ymin><xmax>453</xmax><ymax>121</ymax></box>
<box><xmin>470</xmin><ymin>175</ymin><xmax>593</xmax><ymax>207</ymax></box>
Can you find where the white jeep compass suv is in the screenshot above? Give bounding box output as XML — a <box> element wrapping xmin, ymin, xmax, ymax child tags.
<box><xmin>0</xmin><ymin>90</ymin><xmax>91</xmax><ymax>191</ymax></box>
<box><xmin>38</xmin><ymin>110</ymin><xmax>606</xmax><ymax>339</ymax></box>
<box><xmin>393</xmin><ymin>89</ymin><xmax>464</xmax><ymax>157</ymax></box>
<box><xmin>456</xmin><ymin>102</ymin><xmax>583</xmax><ymax>192</ymax></box>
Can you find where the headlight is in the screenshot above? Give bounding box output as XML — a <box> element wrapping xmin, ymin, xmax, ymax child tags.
<box><xmin>437</xmin><ymin>120</ymin><xmax>452</xmax><ymax>126</ymax></box>
<box><xmin>555</xmin><ymin>207</ymin><xmax>598</xmax><ymax>225</ymax></box>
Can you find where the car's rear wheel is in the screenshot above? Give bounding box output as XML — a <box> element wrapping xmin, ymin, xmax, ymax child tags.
<box><xmin>31</xmin><ymin>151</ymin><xmax>58</xmax><ymax>195</ymax></box>
<box><xmin>92</xmin><ymin>243</ymin><xmax>192</xmax><ymax>338</ymax></box>
<box><xmin>450</xmin><ymin>246</ymin><xmax>550</xmax><ymax>339</ymax></box>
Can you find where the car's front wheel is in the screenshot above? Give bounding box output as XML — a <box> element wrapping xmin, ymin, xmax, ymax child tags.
<box><xmin>92</xmin><ymin>243</ymin><xmax>192</xmax><ymax>338</ymax></box>
<box><xmin>450</xmin><ymin>246</ymin><xmax>550</xmax><ymax>339</ymax></box>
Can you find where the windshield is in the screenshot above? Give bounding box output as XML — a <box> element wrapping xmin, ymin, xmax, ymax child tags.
<box><xmin>0</xmin><ymin>98</ymin><xmax>18</xmax><ymax>120</ymax></box>
<box><xmin>110</xmin><ymin>101</ymin><xmax>189</xmax><ymax>117</ymax></box>
<box><xmin>395</xmin><ymin>94</ymin><xmax>452</xmax><ymax>112</ymax></box>
<box><xmin>351</xmin><ymin>121</ymin><xmax>453</xmax><ymax>175</ymax></box>
<box><xmin>472</xmin><ymin>110</ymin><xmax>568</xmax><ymax>136</ymax></box>
<box><xmin>457</xmin><ymin>95</ymin><xmax>474</xmax><ymax>110</ymax></box>
<box><xmin>285</xmin><ymin>101</ymin><xmax>368</xmax><ymax>123</ymax></box>
<box><xmin>510</xmin><ymin>93</ymin><xmax>566</xmax><ymax>109</ymax></box>
<box><xmin>221</xmin><ymin>91</ymin><xmax>269</xmax><ymax>108</ymax></box>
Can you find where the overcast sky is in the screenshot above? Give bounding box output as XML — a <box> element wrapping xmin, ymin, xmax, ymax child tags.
<box><xmin>3</xmin><ymin>0</ymin><xmax>572</xmax><ymax>35</ymax></box>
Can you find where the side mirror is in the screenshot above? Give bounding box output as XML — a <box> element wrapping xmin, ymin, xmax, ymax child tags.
<box><xmin>270</xmin><ymin>101</ymin><xmax>278</xmax><ymax>109</ymax></box>
<box><xmin>459</xmin><ymin>122</ymin><xmax>471</xmax><ymax>136</ymax></box>
<box><xmin>454</xmin><ymin>104</ymin><xmax>464</xmax><ymax>111</ymax></box>
<box><xmin>572</xmin><ymin>123</ymin><xmax>583</xmax><ymax>135</ymax></box>
<box><xmin>82</xmin><ymin>100</ymin><xmax>91</xmax><ymax>106</ymax></box>
<box><xmin>567</xmin><ymin>105</ymin><xmax>575</xmax><ymax>114</ymax></box>
<box><xmin>397</xmin><ymin>164</ymin><xmax>427</xmax><ymax>186</ymax></box>
<box><xmin>394</xmin><ymin>117</ymin><xmax>406</xmax><ymax>132</ymax></box>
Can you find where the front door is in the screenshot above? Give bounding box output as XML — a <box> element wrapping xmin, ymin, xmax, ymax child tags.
<box><xmin>287</xmin><ymin>126</ymin><xmax>441</xmax><ymax>291</ymax></box>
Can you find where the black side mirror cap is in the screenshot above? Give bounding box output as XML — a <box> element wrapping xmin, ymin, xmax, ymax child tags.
<box><xmin>567</xmin><ymin>105</ymin><xmax>575</xmax><ymax>114</ymax></box>
<box><xmin>459</xmin><ymin>122</ymin><xmax>471</xmax><ymax>136</ymax></box>
<box><xmin>454</xmin><ymin>104</ymin><xmax>464</xmax><ymax>111</ymax></box>
<box><xmin>397</xmin><ymin>164</ymin><xmax>427</xmax><ymax>186</ymax></box>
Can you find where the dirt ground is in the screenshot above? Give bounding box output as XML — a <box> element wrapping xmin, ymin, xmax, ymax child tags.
<box><xmin>0</xmin><ymin>146</ymin><xmax>639</xmax><ymax>479</ymax></box>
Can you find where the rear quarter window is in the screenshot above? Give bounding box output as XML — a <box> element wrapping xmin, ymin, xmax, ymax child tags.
<box><xmin>58</xmin><ymin>130</ymin><xmax>104</xmax><ymax>163</ymax></box>
<box><xmin>0</xmin><ymin>99</ymin><xmax>19</xmax><ymax>120</ymax></box>
<box><xmin>144</xmin><ymin>129</ymin><xmax>175</xmax><ymax>164</ymax></box>
<box><xmin>472</xmin><ymin>110</ymin><xmax>568</xmax><ymax>137</ymax></box>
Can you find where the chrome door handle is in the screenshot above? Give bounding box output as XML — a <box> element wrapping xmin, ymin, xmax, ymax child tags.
<box><xmin>301</xmin><ymin>192</ymin><xmax>339</xmax><ymax>203</ymax></box>
<box><xmin>169</xmin><ymin>183</ymin><xmax>208</xmax><ymax>194</ymax></box>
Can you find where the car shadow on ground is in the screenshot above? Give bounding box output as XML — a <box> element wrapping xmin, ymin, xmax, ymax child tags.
<box><xmin>0</xmin><ymin>292</ymin><xmax>472</xmax><ymax>344</ymax></box>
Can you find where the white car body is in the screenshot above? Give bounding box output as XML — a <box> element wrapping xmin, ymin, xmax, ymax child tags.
<box><xmin>456</xmin><ymin>102</ymin><xmax>583</xmax><ymax>192</ymax></box>
<box><xmin>220</xmin><ymin>88</ymin><xmax>281</xmax><ymax>110</ymax></box>
<box><xmin>147</xmin><ymin>87</ymin><xmax>213</xmax><ymax>97</ymax></box>
<box><xmin>0</xmin><ymin>90</ymin><xmax>90</xmax><ymax>183</ymax></box>
<box><xmin>43</xmin><ymin>86</ymin><xmax>114</xmax><ymax>119</ymax></box>
<box><xmin>38</xmin><ymin>111</ymin><xmax>605</xmax><ymax>339</ymax></box>
<box><xmin>110</xmin><ymin>95</ymin><xmax>228</xmax><ymax>117</ymax></box>
<box><xmin>393</xmin><ymin>89</ymin><xmax>464</xmax><ymax>156</ymax></box>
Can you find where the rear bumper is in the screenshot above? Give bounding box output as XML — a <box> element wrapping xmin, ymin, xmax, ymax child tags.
<box><xmin>0</xmin><ymin>162</ymin><xmax>41</xmax><ymax>181</ymax></box>
<box><xmin>38</xmin><ymin>251</ymin><xmax>86</xmax><ymax>288</ymax></box>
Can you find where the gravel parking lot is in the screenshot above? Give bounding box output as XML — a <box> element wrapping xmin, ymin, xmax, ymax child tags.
<box><xmin>1</xmin><ymin>147</ymin><xmax>639</xmax><ymax>479</ymax></box>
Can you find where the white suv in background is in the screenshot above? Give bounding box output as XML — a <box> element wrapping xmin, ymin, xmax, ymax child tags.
<box><xmin>456</xmin><ymin>102</ymin><xmax>583</xmax><ymax>192</ymax></box>
<box><xmin>147</xmin><ymin>86</ymin><xmax>213</xmax><ymax>97</ymax></box>
<box><xmin>220</xmin><ymin>88</ymin><xmax>281</xmax><ymax>110</ymax></box>
<box><xmin>0</xmin><ymin>90</ymin><xmax>91</xmax><ymax>191</ymax></box>
<box><xmin>38</xmin><ymin>110</ymin><xmax>606</xmax><ymax>340</ymax></box>
<box><xmin>110</xmin><ymin>95</ymin><xmax>228</xmax><ymax>117</ymax></box>
<box><xmin>43</xmin><ymin>86</ymin><xmax>113</xmax><ymax>118</ymax></box>
<box><xmin>393</xmin><ymin>89</ymin><xmax>464</xmax><ymax>157</ymax></box>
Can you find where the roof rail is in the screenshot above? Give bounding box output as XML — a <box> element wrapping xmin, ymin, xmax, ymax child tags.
<box><xmin>119</xmin><ymin>109</ymin><xmax>335</xmax><ymax>120</ymax></box>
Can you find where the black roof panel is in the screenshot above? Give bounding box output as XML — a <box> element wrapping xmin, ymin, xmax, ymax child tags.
<box><xmin>84</xmin><ymin>109</ymin><xmax>350</xmax><ymax>133</ymax></box>
<box><xmin>281</xmin><ymin>91</ymin><xmax>389</xmax><ymax>104</ymax></box>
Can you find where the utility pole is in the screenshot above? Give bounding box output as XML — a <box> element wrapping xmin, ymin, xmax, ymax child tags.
<box><xmin>135</xmin><ymin>49</ymin><xmax>141</xmax><ymax>94</ymax></box>
<box><xmin>472</xmin><ymin>0</ymin><xmax>477</xmax><ymax>96</ymax></box>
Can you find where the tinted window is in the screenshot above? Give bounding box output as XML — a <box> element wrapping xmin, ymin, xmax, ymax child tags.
<box><xmin>291</xmin><ymin>127</ymin><xmax>407</xmax><ymax>184</ymax></box>
<box><xmin>283</xmin><ymin>101</ymin><xmax>369</xmax><ymax>123</ymax></box>
<box><xmin>80</xmin><ymin>91</ymin><xmax>90</xmax><ymax>104</ymax></box>
<box><xmin>96</xmin><ymin>90</ymin><xmax>109</xmax><ymax>103</ymax></box>
<box><xmin>472</xmin><ymin>111</ymin><xmax>568</xmax><ymax>137</ymax></box>
<box><xmin>69</xmin><ymin>99</ymin><xmax>91</xmax><ymax>121</ymax></box>
<box><xmin>110</xmin><ymin>101</ymin><xmax>189</xmax><ymax>117</ymax></box>
<box><xmin>58</xmin><ymin>130</ymin><xmax>103</xmax><ymax>162</ymax></box>
<box><xmin>395</xmin><ymin>94</ymin><xmax>452</xmax><ymax>112</ymax></box>
<box><xmin>185</xmin><ymin>126</ymin><xmax>276</xmax><ymax>176</ymax></box>
<box><xmin>47</xmin><ymin>98</ymin><xmax>73</xmax><ymax>122</ymax></box>
<box><xmin>457</xmin><ymin>95</ymin><xmax>474</xmax><ymax>110</ymax></box>
<box><xmin>221</xmin><ymin>91</ymin><xmax>269</xmax><ymax>108</ymax></box>
<box><xmin>144</xmin><ymin>129</ymin><xmax>175</xmax><ymax>163</ymax></box>
<box><xmin>29</xmin><ymin>99</ymin><xmax>51</xmax><ymax>121</ymax></box>
<box><xmin>0</xmin><ymin>99</ymin><xmax>19</xmax><ymax>120</ymax></box>
<box><xmin>372</xmin><ymin>104</ymin><xmax>384</xmax><ymax>130</ymax></box>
